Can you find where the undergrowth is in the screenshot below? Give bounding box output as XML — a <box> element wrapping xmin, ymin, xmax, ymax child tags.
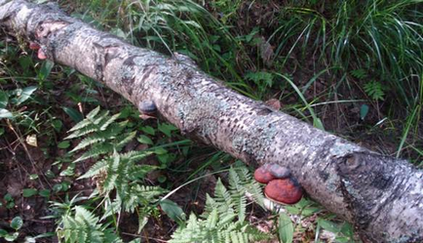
<box><xmin>1</xmin><ymin>0</ymin><xmax>422</xmax><ymax>242</ymax></box>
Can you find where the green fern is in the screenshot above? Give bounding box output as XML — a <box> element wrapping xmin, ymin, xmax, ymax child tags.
<box><xmin>65</xmin><ymin>107</ymin><xmax>133</xmax><ymax>162</ymax></box>
<box><xmin>66</xmin><ymin>107</ymin><xmax>168</xmax><ymax>233</ymax></box>
<box><xmin>170</xmin><ymin>166</ymin><xmax>269</xmax><ymax>243</ymax></box>
<box><xmin>364</xmin><ymin>80</ymin><xmax>386</xmax><ymax>101</ymax></box>
<box><xmin>350</xmin><ymin>69</ymin><xmax>368</xmax><ymax>79</ymax></box>
<box><xmin>56</xmin><ymin>206</ymin><xmax>122</xmax><ymax>243</ymax></box>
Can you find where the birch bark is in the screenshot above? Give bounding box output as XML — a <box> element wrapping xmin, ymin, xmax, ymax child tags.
<box><xmin>0</xmin><ymin>1</ymin><xmax>422</xmax><ymax>242</ymax></box>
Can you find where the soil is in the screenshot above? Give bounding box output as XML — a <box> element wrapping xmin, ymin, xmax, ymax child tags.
<box><xmin>1</xmin><ymin>1</ymin><xmax>421</xmax><ymax>242</ymax></box>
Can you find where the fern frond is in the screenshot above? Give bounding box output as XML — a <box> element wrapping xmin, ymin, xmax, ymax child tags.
<box><xmin>57</xmin><ymin>206</ymin><xmax>121</xmax><ymax>243</ymax></box>
<box><xmin>364</xmin><ymin>80</ymin><xmax>385</xmax><ymax>100</ymax></box>
<box><xmin>70</xmin><ymin>135</ymin><xmax>107</xmax><ymax>153</ymax></box>
<box><xmin>86</xmin><ymin>106</ymin><xmax>101</xmax><ymax>120</ymax></box>
<box><xmin>351</xmin><ymin>69</ymin><xmax>367</xmax><ymax>79</ymax></box>
<box><xmin>74</xmin><ymin>143</ymin><xmax>114</xmax><ymax>163</ymax></box>
<box><xmin>100</xmin><ymin>113</ymin><xmax>121</xmax><ymax>131</ymax></box>
<box><xmin>65</xmin><ymin>124</ymin><xmax>98</xmax><ymax>139</ymax></box>
<box><xmin>115</xmin><ymin>131</ymin><xmax>137</xmax><ymax>149</ymax></box>
<box><xmin>93</xmin><ymin>110</ymin><xmax>110</xmax><ymax>125</ymax></box>
<box><xmin>67</xmin><ymin>106</ymin><xmax>100</xmax><ymax>132</ymax></box>
<box><xmin>121</xmin><ymin>150</ymin><xmax>154</xmax><ymax>162</ymax></box>
<box><xmin>78</xmin><ymin>159</ymin><xmax>109</xmax><ymax>179</ymax></box>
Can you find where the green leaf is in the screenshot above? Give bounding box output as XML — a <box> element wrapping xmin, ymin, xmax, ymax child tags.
<box><xmin>58</xmin><ymin>141</ymin><xmax>71</xmax><ymax>149</ymax></box>
<box><xmin>38</xmin><ymin>60</ymin><xmax>54</xmax><ymax>80</ymax></box>
<box><xmin>278</xmin><ymin>212</ymin><xmax>294</xmax><ymax>243</ymax></box>
<box><xmin>158</xmin><ymin>123</ymin><xmax>177</xmax><ymax>137</ymax></box>
<box><xmin>62</xmin><ymin>107</ymin><xmax>83</xmax><ymax>122</ymax></box>
<box><xmin>317</xmin><ymin>218</ymin><xmax>341</xmax><ymax>233</ymax></box>
<box><xmin>23</xmin><ymin>188</ymin><xmax>38</xmax><ymax>198</ymax></box>
<box><xmin>0</xmin><ymin>109</ymin><xmax>13</xmax><ymax>119</ymax></box>
<box><xmin>360</xmin><ymin>104</ymin><xmax>369</xmax><ymax>120</ymax></box>
<box><xmin>10</xmin><ymin>216</ymin><xmax>23</xmax><ymax>230</ymax></box>
<box><xmin>4</xmin><ymin>232</ymin><xmax>19</xmax><ymax>241</ymax></box>
<box><xmin>4</xmin><ymin>193</ymin><xmax>13</xmax><ymax>201</ymax></box>
<box><xmin>160</xmin><ymin>199</ymin><xmax>186</xmax><ymax>225</ymax></box>
<box><xmin>29</xmin><ymin>174</ymin><xmax>39</xmax><ymax>180</ymax></box>
<box><xmin>39</xmin><ymin>189</ymin><xmax>51</xmax><ymax>198</ymax></box>
<box><xmin>137</xmin><ymin>135</ymin><xmax>153</xmax><ymax>145</ymax></box>
<box><xmin>141</xmin><ymin>126</ymin><xmax>156</xmax><ymax>135</ymax></box>
<box><xmin>0</xmin><ymin>229</ymin><xmax>8</xmax><ymax>237</ymax></box>
<box><xmin>0</xmin><ymin>128</ymin><xmax>4</xmax><ymax>136</ymax></box>
<box><xmin>51</xmin><ymin>119</ymin><xmax>63</xmax><ymax>132</ymax></box>
<box><xmin>0</xmin><ymin>90</ymin><xmax>8</xmax><ymax>108</ymax></box>
<box><xmin>154</xmin><ymin>147</ymin><xmax>167</xmax><ymax>155</ymax></box>
<box><xmin>15</xmin><ymin>86</ymin><xmax>37</xmax><ymax>105</ymax></box>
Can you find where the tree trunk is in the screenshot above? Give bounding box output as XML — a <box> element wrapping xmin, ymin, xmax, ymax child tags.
<box><xmin>1</xmin><ymin>1</ymin><xmax>422</xmax><ymax>242</ymax></box>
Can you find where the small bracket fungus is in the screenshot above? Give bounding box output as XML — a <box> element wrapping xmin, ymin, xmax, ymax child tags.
<box><xmin>139</xmin><ymin>100</ymin><xmax>157</xmax><ymax>120</ymax></box>
<box><xmin>28</xmin><ymin>42</ymin><xmax>47</xmax><ymax>60</ymax></box>
<box><xmin>254</xmin><ymin>163</ymin><xmax>303</xmax><ymax>205</ymax></box>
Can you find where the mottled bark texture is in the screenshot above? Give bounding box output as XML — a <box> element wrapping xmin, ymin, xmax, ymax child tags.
<box><xmin>1</xmin><ymin>1</ymin><xmax>422</xmax><ymax>242</ymax></box>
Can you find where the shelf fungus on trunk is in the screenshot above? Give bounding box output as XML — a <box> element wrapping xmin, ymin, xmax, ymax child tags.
<box><xmin>254</xmin><ymin>163</ymin><xmax>303</xmax><ymax>205</ymax></box>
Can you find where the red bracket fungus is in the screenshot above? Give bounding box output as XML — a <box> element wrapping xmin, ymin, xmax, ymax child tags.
<box><xmin>254</xmin><ymin>163</ymin><xmax>303</xmax><ymax>205</ymax></box>
<box><xmin>28</xmin><ymin>42</ymin><xmax>47</xmax><ymax>60</ymax></box>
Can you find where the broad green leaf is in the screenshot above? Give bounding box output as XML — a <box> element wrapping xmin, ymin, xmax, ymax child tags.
<box><xmin>15</xmin><ymin>86</ymin><xmax>37</xmax><ymax>105</ymax></box>
<box><xmin>58</xmin><ymin>141</ymin><xmax>70</xmax><ymax>149</ymax></box>
<box><xmin>141</xmin><ymin>126</ymin><xmax>156</xmax><ymax>135</ymax></box>
<box><xmin>317</xmin><ymin>218</ymin><xmax>341</xmax><ymax>233</ymax></box>
<box><xmin>10</xmin><ymin>216</ymin><xmax>23</xmax><ymax>230</ymax></box>
<box><xmin>0</xmin><ymin>109</ymin><xmax>13</xmax><ymax>119</ymax></box>
<box><xmin>278</xmin><ymin>212</ymin><xmax>294</xmax><ymax>243</ymax></box>
<box><xmin>160</xmin><ymin>199</ymin><xmax>186</xmax><ymax>225</ymax></box>
<box><xmin>137</xmin><ymin>135</ymin><xmax>153</xmax><ymax>145</ymax></box>
<box><xmin>158</xmin><ymin>123</ymin><xmax>178</xmax><ymax>137</ymax></box>
<box><xmin>0</xmin><ymin>90</ymin><xmax>8</xmax><ymax>108</ymax></box>
<box><xmin>0</xmin><ymin>229</ymin><xmax>8</xmax><ymax>237</ymax></box>
<box><xmin>62</xmin><ymin>107</ymin><xmax>83</xmax><ymax>122</ymax></box>
<box><xmin>23</xmin><ymin>189</ymin><xmax>38</xmax><ymax>198</ymax></box>
<box><xmin>4</xmin><ymin>232</ymin><xmax>19</xmax><ymax>241</ymax></box>
<box><xmin>51</xmin><ymin>119</ymin><xmax>63</xmax><ymax>132</ymax></box>
<box><xmin>360</xmin><ymin>104</ymin><xmax>369</xmax><ymax>120</ymax></box>
<box><xmin>39</xmin><ymin>189</ymin><xmax>51</xmax><ymax>198</ymax></box>
<box><xmin>38</xmin><ymin>60</ymin><xmax>54</xmax><ymax>80</ymax></box>
<box><xmin>4</xmin><ymin>193</ymin><xmax>13</xmax><ymax>201</ymax></box>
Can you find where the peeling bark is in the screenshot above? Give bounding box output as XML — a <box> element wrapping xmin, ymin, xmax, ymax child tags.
<box><xmin>1</xmin><ymin>1</ymin><xmax>422</xmax><ymax>242</ymax></box>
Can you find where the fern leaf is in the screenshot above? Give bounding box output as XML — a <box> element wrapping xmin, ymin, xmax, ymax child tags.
<box><xmin>100</xmin><ymin>112</ymin><xmax>121</xmax><ymax>131</ymax></box>
<box><xmin>86</xmin><ymin>106</ymin><xmax>101</xmax><ymax>120</ymax></box>
<box><xmin>66</xmin><ymin>124</ymin><xmax>98</xmax><ymax>139</ymax></box>
<box><xmin>70</xmin><ymin>135</ymin><xmax>106</xmax><ymax>153</ymax></box>
<box><xmin>115</xmin><ymin>131</ymin><xmax>137</xmax><ymax>150</ymax></box>
<box><xmin>74</xmin><ymin>143</ymin><xmax>114</xmax><ymax>163</ymax></box>
<box><xmin>364</xmin><ymin>80</ymin><xmax>385</xmax><ymax>100</ymax></box>
<box><xmin>93</xmin><ymin>110</ymin><xmax>110</xmax><ymax>125</ymax></box>
<box><xmin>67</xmin><ymin>106</ymin><xmax>100</xmax><ymax>133</ymax></box>
<box><xmin>78</xmin><ymin>159</ymin><xmax>108</xmax><ymax>179</ymax></box>
<box><xmin>351</xmin><ymin>69</ymin><xmax>367</xmax><ymax>79</ymax></box>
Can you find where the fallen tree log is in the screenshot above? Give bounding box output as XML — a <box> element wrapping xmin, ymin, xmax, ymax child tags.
<box><xmin>0</xmin><ymin>1</ymin><xmax>422</xmax><ymax>242</ymax></box>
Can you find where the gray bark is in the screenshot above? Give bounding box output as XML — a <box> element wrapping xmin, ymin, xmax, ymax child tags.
<box><xmin>1</xmin><ymin>1</ymin><xmax>422</xmax><ymax>242</ymax></box>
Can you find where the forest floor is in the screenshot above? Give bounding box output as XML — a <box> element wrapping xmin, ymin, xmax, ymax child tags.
<box><xmin>1</xmin><ymin>0</ymin><xmax>422</xmax><ymax>242</ymax></box>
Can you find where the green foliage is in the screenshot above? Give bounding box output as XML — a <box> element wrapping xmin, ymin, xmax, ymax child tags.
<box><xmin>268</xmin><ymin>0</ymin><xmax>423</xmax><ymax>107</ymax></box>
<box><xmin>65</xmin><ymin>106</ymin><xmax>135</xmax><ymax>162</ymax></box>
<box><xmin>169</xmin><ymin>166</ymin><xmax>269</xmax><ymax>243</ymax></box>
<box><xmin>364</xmin><ymin>81</ymin><xmax>386</xmax><ymax>101</ymax></box>
<box><xmin>64</xmin><ymin>107</ymin><xmax>171</xmax><ymax>233</ymax></box>
<box><xmin>0</xmin><ymin>216</ymin><xmax>23</xmax><ymax>242</ymax></box>
<box><xmin>56</xmin><ymin>206</ymin><xmax>122</xmax><ymax>243</ymax></box>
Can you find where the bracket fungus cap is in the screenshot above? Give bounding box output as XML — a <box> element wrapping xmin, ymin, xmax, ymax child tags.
<box><xmin>264</xmin><ymin>178</ymin><xmax>303</xmax><ymax>205</ymax></box>
<box><xmin>254</xmin><ymin>164</ymin><xmax>275</xmax><ymax>184</ymax></box>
